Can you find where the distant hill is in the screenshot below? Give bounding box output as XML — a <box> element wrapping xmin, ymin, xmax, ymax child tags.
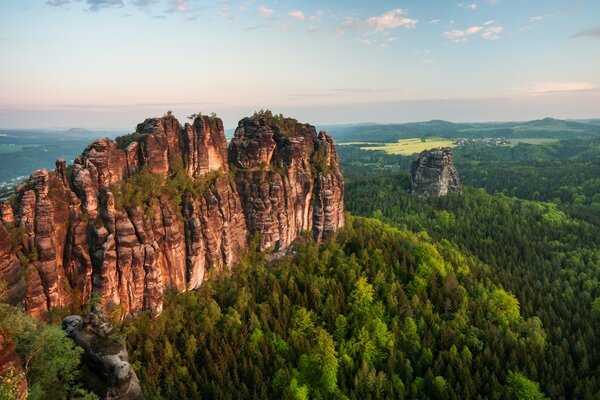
<box><xmin>331</xmin><ymin>118</ymin><xmax>600</xmax><ymax>143</ymax></box>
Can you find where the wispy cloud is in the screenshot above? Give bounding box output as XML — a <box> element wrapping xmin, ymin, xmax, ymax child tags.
<box><xmin>86</xmin><ymin>0</ymin><xmax>123</xmax><ymax>11</ymax></box>
<box><xmin>167</xmin><ymin>0</ymin><xmax>188</xmax><ymax>13</ymax></box>
<box><xmin>458</xmin><ymin>3</ymin><xmax>478</xmax><ymax>10</ymax></box>
<box><xmin>257</xmin><ymin>5</ymin><xmax>276</xmax><ymax>19</ymax></box>
<box><xmin>529</xmin><ymin>15</ymin><xmax>543</xmax><ymax>22</ymax></box>
<box><xmin>330</xmin><ymin>88</ymin><xmax>390</xmax><ymax>94</ymax></box>
<box><xmin>133</xmin><ymin>0</ymin><xmax>157</xmax><ymax>8</ymax></box>
<box><xmin>429</xmin><ymin>19</ymin><xmax>440</xmax><ymax>24</ymax></box>
<box><xmin>571</xmin><ymin>25</ymin><xmax>600</xmax><ymax>39</ymax></box>
<box><xmin>46</xmin><ymin>0</ymin><xmax>70</xmax><ymax>6</ymax></box>
<box><xmin>219</xmin><ymin>5</ymin><xmax>233</xmax><ymax>19</ymax></box>
<box><xmin>337</xmin><ymin>9</ymin><xmax>417</xmax><ymax>36</ymax></box>
<box><xmin>444</xmin><ymin>22</ymin><xmax>503</xmax><ymax>42</ymax></box>
<box><xmin>309</xmin><ymin>11</ymin><xmax>323</xmax><ymax>22</ymax></box>
<box><xmin>244</xmin><ymin>24</ymin><xmax>269</xmax><ymax>31</ymax></box>
<box><xmin>527</xmin><ymin>82</ymin><xmax>597</xmax><ymax>95</ymax></box>
<box><xmin>288</xmin><ymin>10</ymin><xmax>305</xmax><ymax>21</ymax></box>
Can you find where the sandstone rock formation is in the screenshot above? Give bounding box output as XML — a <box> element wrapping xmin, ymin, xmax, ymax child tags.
<box><xmin>410</xmin><ymin>147</ymin><xmax>462</xmax><ymax>197</ymax></box>
<box><xmin>63</xmin><ymin>308</ymin><xmax>143</xmax><ymax>400</ymax></box>
<box><xmin>0</xmin><ymin>112</ymin><xmax>344</xmax><ymax>318</ymax></box>
<box><xmin>229</xmin><ymin>115</ymin><xmax>344</xmax><ymax>250</ymax></box>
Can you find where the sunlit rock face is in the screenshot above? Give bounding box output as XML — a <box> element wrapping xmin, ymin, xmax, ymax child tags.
<box><xmin>411</xmin><ymin>147</ymin><xmax>462</xmax><ymax>197</ymax></box>
<box><xmin>0</xmin><ymin>112</ymin><xmax>344</xmax><ymax>318</ymax></box>
<box><xmin>228</xmin><ymin>115</ymin><xmax>344</xmax><ymax>251</ymax></box>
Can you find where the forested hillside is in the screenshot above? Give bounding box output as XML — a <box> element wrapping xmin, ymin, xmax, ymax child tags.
<box><xmin>124</xmin><ymin>215</ymin><xmax>549</xmax><ymax>399</ymax></box>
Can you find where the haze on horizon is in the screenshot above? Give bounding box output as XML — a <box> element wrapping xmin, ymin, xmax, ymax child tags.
<box><xmin>0</xmin><ymin>0</ymin><xmax>599</xmax><ymax>130</ymax></box>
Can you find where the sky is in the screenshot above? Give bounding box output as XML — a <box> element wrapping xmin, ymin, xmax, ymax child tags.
<box><xmin>0</xmin><ymin>0</ymin><xmax>599</xmax><ymax>129</ymax></box>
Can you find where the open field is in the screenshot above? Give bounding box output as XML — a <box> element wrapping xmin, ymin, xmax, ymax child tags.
<box><xmin>360</xmin><ymin>137</ymin><xmax>455</xmax><ymax>155</ymax></box>
<box><xmin>508</xmin><ymin>138</ymin><xmax>559</xmax><ymax>146</ymax></box>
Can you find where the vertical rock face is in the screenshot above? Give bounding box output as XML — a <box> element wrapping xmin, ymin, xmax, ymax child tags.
<box><xmin>228</xmin><ymin>115</ymin><xmax>344</xmax><ymax>250</ymax></box>
<box><xmin>410</xmin><ymin>147</ymin><xmax>462</xmax><ymax>197</ymax></box>
<box><xmin>0</xmin><ymin>112</ymin><xmax>344</xmax><ymax>318</ymax></box>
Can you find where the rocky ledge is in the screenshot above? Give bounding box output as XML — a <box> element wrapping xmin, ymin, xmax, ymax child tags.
<box><xmin>0</xmin><ymin>111</ymin><xmax>344</xmax><ymax>318</ymax></box>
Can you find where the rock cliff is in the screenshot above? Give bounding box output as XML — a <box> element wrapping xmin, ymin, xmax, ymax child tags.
<box><xmin>229</xmin><ymin>114</ymin><xmax>344</xmax><ymax>250</ymax></box>
<box><xmin>410</xmin><ymin>147</ymin><xmax>462</xmax><ymax>197</ymax></box>
<box><xmin>0</xmin><ymin>112</ymin><xmax>344</xmax><ymax>318</ymax></box>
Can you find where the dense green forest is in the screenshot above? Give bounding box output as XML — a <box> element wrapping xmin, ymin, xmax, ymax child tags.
<box><xmin>124</xmin><ymin>216</ymin><xmax>549</xmax><ymax>399</ymax></box>
<box><xmin>2</xmin><ymin>133</ymin><xmax>599</xmax><ymax>399</ymax></box>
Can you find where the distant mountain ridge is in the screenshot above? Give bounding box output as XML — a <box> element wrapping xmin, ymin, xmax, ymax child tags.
<box><xmin>330</xmin><ymin>117</ymin><xmax>600</xmax><ymax>143</ymax></box>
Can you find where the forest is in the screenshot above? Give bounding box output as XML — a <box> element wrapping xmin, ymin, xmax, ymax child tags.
<box><xmin>1</xmin><ymin>135</ymin><xmax>599</xmax><ymax>399</ymax></box>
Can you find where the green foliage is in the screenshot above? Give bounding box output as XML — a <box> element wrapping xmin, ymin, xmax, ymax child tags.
<box><xmin>111</xmin><ymin>166</ymin><xmax>164</xmax><ymax>214</ymax></box>
<box><xmin>343</xmin><ymin>143</ymin><xmax>600</xmax><ymax>397</ymax></box>
<box><xmin>506</xmin><ymin>371</ymin><xmax>547</xmax><ymax>400</ymax></box>
<box><xmin>122</xmin><ymin>215</ymin><xmax>552</xmax><ymax>399</ymax></box>
<box><xmin>114</xmin><ymin>133</ymin><xmax>143</xmax><ymax>150</ymax></box>
<box><xmin>592</xmin><ymin>297</ymin><xmax>600</xmax><ymax>320</ymax></box>
<box><xmin>252</xmin><ymin>110</ymin><xmax>301</xmax><ymax>137</ymax></box>
<box><xmin>488</xmin><ymin>289</ymin><xmax>521</xmax><ymax>327</ymax></box>
<box><xmin>0</xmin><ymin>367</ymin><xmax>25</xmax><ymax>400</ymax></box>
<box><xmin>110</xmin><ymin>158</ymin><xmax>222</xmax><ymax>214</ymax></box>
<box><xmin>0</xmin><ymin>304</ymin><xmax>97</xmax><ymax>400</ymax></box>
<box><xmin>311</xmin><ymin>141</ymin><xmax>331</xmax><ymax>176</ymax></box>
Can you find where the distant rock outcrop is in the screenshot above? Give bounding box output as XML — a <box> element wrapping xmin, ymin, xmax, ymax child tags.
<box><xmin>411</xmin><ymin>147</ymin><xmax>462</xmax><ymax>197</ymax></box>
<box><xmin>0</xmin><ymin>112</ymin><xmax>344</xmax><ymax>318</ymax></box>
<box><xmin>63</xmin><ymin>308</ymin><xmax>144</xmax><ymax>400</ymax></box>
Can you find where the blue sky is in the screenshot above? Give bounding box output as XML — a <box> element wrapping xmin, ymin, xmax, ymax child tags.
<box><xmin>0</xmin><ymin>0</ymin><xmax>599</xmax><ymax>129</ymax></box>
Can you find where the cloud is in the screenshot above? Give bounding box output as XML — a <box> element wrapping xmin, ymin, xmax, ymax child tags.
<box><xmin>167</xmin><ymin>0</ymin><xmax>188</xmax><ymax>13</ymax></box>
<box><xmin>337</xmin><ymin>9</ymin><xmax>417</xmax><ymax>35</ymax></box>
<box><xmin>528</xmin><ymin>82</ymin><xmax>597</xmax><ymax>95</ymax></box>
<box><xmin>360</xmin><ymin>39</ymin><xmax>374</xmax><ymax>46</ymax></box>
<box><xmin>86</xmin><ymin>0</ymin><xmax>123</xmax><ymax>11</ymax></box>
<box><xmin>429</xmin><ymin>19</ymin><xmax>440</xmax><ymax>24</ymax></box>
<box><xmin>571</xmin><ymin>25</ymin><xmax>600</xmax><ymax>39</ymax></box>
<box><xmin>307</xmin><ymin>26</ymin><xmax>318</xmax><ymax>33</ymax></box>
<box><xmin>288</xmin><ymin>10</ymin><xmax>305</xmax><ymax>21</ymax></box>
<box><xmin>481</xmin><ymin>26</ymin><xmax>502</xmax><ymax>39</ymax></box>
<box><xmin>330</xmin><ymin>88</ymin><xmax>389</xmax><ymax>94</ymax></box>
<box><xmin>309</xmin><ymin>11</ymin><xmax>323</xmax><ymax>22</ymax></box>
<box><xmin>244</xmin><ymin>24</ymin><xmax>269</xmax><ymax>31</ymax></box>
<box><xmin>46</xmin><ymin>0</ymin><xmax>70</xmax><ymax>6</ymax></box>
<box><xmin>458</xmin><ymin>3</ymin><xmax>478</xmax><ymax>10</ymax></box>
<box><xmin>529</xmin><ymin>16</ymin><xmax>543</xmax><ymax>22</ymax></box>
<box><xmin>219</xmin><ymin>6</ymin><xmax>233</xmax><ymax>19</ymax></box>
<box><xmin>257</xmin><ymin>6</ymin><xmax>276</xmax><ymax>19</ymax></box>
<box><xmin>133</xmin><ymin>0</ymin><xmax>157</xmax><ymax>8</ymax></box>
<box><xmin>443</xmin><ymin>22</ymin><xmax>503</xmax><ymax>42</ymax></box>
